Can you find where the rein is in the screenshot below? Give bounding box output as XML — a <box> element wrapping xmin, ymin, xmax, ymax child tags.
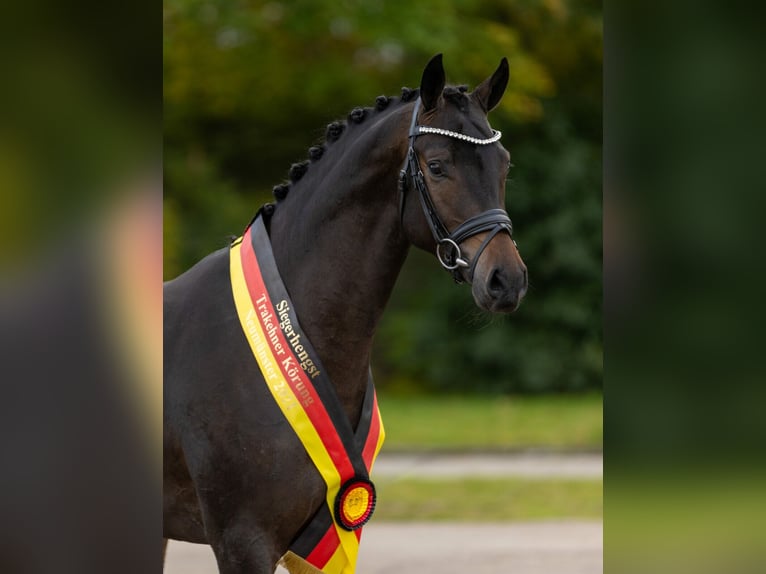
<box><xmin>398</xmin><ymin>98</ymin><xmax>514</xmax><ymax>283</ymax></box>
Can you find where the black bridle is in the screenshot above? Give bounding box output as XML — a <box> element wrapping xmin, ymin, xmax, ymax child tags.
<box><xmin>398</xmin><ymin>98</ymin><xmax>514</xmax><ymax>284</ymax></box>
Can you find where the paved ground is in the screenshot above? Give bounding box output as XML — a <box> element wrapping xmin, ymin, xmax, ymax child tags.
<box><xmin>165</xmin><ymin>453</ymin><xmax>603</xmax><ymax>573</ymax></box>
<box><xmin>371</xmin><ymin>451</ymin><xmax>602</xmax><ymax>479</ymax></box>
<box><xmin>165</xmin><ymin>521</ymin><xmax>602</xmax><ymax>574</ymax></box>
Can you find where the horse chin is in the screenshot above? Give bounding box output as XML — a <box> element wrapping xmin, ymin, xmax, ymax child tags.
<box><xmin>472</xmin><ymin>286</ymin><xmax>521</xmax><ymax>314</ymax></box>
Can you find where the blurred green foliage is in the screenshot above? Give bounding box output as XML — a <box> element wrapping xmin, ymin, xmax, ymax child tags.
<box><xmin>164</xmin><ymin>0</ymin><xmax>601</xmax><ymax>394</ymax></box>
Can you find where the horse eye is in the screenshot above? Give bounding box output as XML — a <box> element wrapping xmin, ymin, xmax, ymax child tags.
<box><xmin>427</xmin><ymin>161</ymin><xmax>444</xmax><ymax>176</ymax></box>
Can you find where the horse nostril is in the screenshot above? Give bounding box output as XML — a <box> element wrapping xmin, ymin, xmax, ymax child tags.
<box><xmin>488</xmin><ymin>268</ymin><xmax>507</xmax><ymax>295</ymax></box>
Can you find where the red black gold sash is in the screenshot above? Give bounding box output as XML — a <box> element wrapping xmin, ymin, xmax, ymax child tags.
<box><xmin>229</xmin><ymin>215</ymin><xmax>385</xmax><ymax>574</ymax></box>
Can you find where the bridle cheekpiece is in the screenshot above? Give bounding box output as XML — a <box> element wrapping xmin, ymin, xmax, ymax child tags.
<box><xmin>399</xmin><ymin>98</ymin><xmax>514</xmax><ymax>283</ymax></box>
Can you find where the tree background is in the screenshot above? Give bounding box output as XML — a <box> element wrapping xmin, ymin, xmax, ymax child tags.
<box><xmin>164</xmin><ymin>0</ymin><xmax>602</xmax><ymax>394</ymax></box>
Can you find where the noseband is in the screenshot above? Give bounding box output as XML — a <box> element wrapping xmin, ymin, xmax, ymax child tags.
<box><xmin>398</xmin><ymin>98</ymin><xmax>514</xmax><ymax>283</ymax></box>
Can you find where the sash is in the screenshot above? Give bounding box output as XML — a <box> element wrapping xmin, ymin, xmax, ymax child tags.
<box><xmin>229</xmin><ymin>215</ymin><xmax>385</xmax><ymax>574</ymax></box>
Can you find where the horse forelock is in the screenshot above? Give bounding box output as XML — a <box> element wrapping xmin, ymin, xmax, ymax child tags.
<box><xmin>442</xmin><ymin>85</ymin><xmax>470</xmax><ymax>111</ymax></box>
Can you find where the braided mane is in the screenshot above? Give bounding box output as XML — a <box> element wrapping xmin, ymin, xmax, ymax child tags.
<box><xmin>269</xmin><ymin>87</ymin><xmax>424</xmax><ymax>205</ymax></box>
<box><xmin>267</xmin><ymin>83</ymin><xmax>472</xmax><ymax>210</ymax></box>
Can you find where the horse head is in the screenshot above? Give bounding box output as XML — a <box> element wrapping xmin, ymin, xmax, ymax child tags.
<box><xmin>400</xmin><ymin>54</ymin><xmax>528</xmax><ymax>313</ymax></box>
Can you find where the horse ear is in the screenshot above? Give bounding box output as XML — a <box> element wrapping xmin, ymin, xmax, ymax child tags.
<box><xmin>473</xmin><ymin>57</ymin><xmax>509</xmax><ymax>113</ymax></box>
<box><xmin>420</xmin><ymin>53</ymin><xmax>446</xmax><ymax>111</ymax></box>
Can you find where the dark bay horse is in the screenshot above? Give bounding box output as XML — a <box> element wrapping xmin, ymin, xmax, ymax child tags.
<box><xmin>164</xmin><ymin>54</ymin><xmax>527</xmax><ymax>573</ymax></box>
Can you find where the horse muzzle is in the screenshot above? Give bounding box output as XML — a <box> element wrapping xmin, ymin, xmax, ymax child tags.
<box><xmin>471</xmin><ymin>240</ymin><xmax>528</xmax><ymax>313</ymax></box>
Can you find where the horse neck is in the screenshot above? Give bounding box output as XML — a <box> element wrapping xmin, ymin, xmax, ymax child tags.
<box><xmin>267</xmin><ymin>107</ymin><xmax>411</xmax><ymax>425</ymax></box>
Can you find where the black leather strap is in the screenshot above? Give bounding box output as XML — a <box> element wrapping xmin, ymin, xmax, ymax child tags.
<box><xmin>449</xmin><ymin>209</ymin><xmax>512</xmax><ymax>245</ymax></box>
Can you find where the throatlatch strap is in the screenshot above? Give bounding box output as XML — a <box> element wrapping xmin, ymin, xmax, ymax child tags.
<box><xmin>229</xmin><ymin>217</ymin><xmax>384</xmax><ymax>574</ymax></box>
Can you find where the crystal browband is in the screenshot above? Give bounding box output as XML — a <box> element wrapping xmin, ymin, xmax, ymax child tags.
<box><xmin>415</xmin><ymin>126</ymin><xmax>502</xmax><ymax>145</ymax></box>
